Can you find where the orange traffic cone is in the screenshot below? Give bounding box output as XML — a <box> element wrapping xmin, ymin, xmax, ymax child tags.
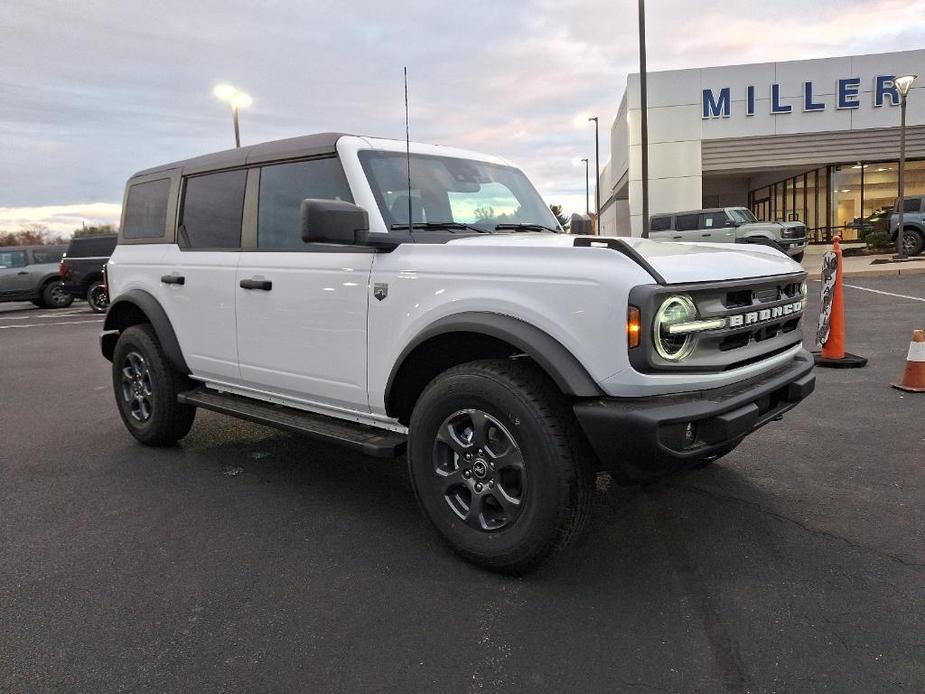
<box><xmin>814</xmin><ymin>237</ymin><xmax>867</xmax><ymax>368</ymax></box>
<box><xmin>892</xmin><ymin>330</ymin><xmax>925</xmax><ymax>393</ymax></box>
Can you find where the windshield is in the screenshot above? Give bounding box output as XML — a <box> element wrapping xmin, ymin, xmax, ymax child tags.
<box><xmin>729</xmin><ymin>208</ymin><xmax>758</xmax><ymax>224</ymax></box>
<box><xmin>358</xmin><ymin>151</ymin><xmax>560</xmax><ymax>232</ymax></box>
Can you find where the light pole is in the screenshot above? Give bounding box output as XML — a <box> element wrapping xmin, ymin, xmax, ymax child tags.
<box><xmin>894</xmin><ymin>74</ymin><xmax>917</xmax><ymax>259</ymax></box>
<box><xmin>638</xmin><ymin>0</ymin><xmax>649</xmax><ymax>238</ymax></box>
<box><xmin>213</xmin><ymin>83</ymin><xmax>253</xmax><ymax>148</ymax></box>
<box><xmin>581</xmin><ymin>158</ymin><xmax>590</xmax><ymax>215</ymax></box>
<box><xmin>588</xmin><ymin>117</ymin><xmax>600</xmax><ymax>227</ymax></box>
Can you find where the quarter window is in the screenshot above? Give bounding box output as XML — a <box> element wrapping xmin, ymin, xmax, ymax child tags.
<box><xmin>650</xmin><ymin>216</ymin><xmax>671</xmax><ymax>231</ymax></box>
<box><xmin>257</xmin><ymin>158</ymin><xmax>353</xmax><ymax>249</ymax></box>
<box><xmin>181</xmin><ymin>170</ymin><xmax>247</xmax><ymax>249</ymax></box>
<box><xmin>123</xmin><ymin>178</ymin><xmax>171</xmax><ymax>240</ymax></box>
<box><xmin>675</xmin><ymin>214</ymin><xmax>701</xmax><ymax>231</ymax></box>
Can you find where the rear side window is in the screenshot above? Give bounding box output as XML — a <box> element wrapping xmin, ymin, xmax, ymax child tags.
<box><xmin>675</xmin><ymin>214</ymin><xmax>701</xmax><ymax>231</ymax></box>
<box><xmin>650</xmin><ymin>216</ymin><xmax>671</xmax><ymax>231</ymax></box>
<box><xmin>258</xmin><ymin>158</ymin><xmax>353</xmax><ymax>249</ymax></box>
<box><xmin>181</xmin><ymin>170</ymin><xmax>247</xmax><ymax>249</ymax></box>
<box><xmin>700</xmin><ymin>212</ymin><xmax>727</xmax><ymax>229</ymax></box>
<box><xmin>123</xmin><ymin>179</ymin><xmax>171</xmax><ymax>239</ymax></box>
<box><xmin>32</xmin><ymin>249</ymin><xmax>64</xmax><ymax>264</ymax></box>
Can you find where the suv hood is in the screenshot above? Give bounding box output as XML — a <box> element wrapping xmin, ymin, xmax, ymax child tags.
<box><xmin>447</xmin><ymin>234</ymin><xmax>804</xmax><ymax>284</ymax></box>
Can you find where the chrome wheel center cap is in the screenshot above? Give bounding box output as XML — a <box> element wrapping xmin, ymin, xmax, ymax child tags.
<box><xmin>472</xmin><ymin>459</ymin><xmax>489</xmax><ymax>480</ymax></box>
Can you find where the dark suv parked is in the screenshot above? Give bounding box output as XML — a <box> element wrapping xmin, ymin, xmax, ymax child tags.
<box><xmin>60</xmin><ymin>234</ymin><xmax>118</xmax><ymax>313</ymax></box>
<box><xmin>0</xmin><ymin>245</ymin><xmax>72</xmax><ymax>308</ymax></box>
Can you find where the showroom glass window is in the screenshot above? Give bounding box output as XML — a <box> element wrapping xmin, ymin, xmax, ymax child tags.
<box><xmin>181</xmin><ymin>170</ymin><xmax>247</xmax><ymax>249</ymax></box>
<box><xmin>258</xmin><ymin>158</ymin><xmax>354</xmax><ymax>250</ymax></box>
<box><xmin>123</xmin><ymin>178</ymin><xmax>171</xmax><ymax>240</ymax></box>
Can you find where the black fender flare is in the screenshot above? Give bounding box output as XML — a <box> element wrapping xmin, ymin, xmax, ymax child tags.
<box><xmin>385</xmin><ymin>311</ymin><xmax>602</xmax><ymax>410</ymax></box>
<box><xmin>101</xmin><ymin>289</ymin><xmax>189</xmax><ymax>373</ymax></box>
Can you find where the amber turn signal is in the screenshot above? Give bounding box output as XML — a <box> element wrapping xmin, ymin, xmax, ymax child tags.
<box><xmin>627</xmin><ymin>305</ymin><xmax>641</xmax><ymax>348</ymax></box>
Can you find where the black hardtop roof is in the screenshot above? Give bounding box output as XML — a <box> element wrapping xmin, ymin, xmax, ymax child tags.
<box><xmin>131</xmin><ymin>132</ymin><xmax>352</xmax><ymax>179</ymax></box>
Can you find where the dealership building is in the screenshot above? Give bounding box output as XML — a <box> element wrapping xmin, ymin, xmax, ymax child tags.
<box><xmin>599</xmin><ymin>49</ymin><xmax>925</xmax><ymax>240</ymax></box>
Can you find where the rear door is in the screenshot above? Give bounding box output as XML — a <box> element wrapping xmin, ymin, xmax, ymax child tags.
<box><xmin>673</xmin><ymin>213</ymin><xmax>702</xmax><ymax>241</ymax></box>
<box><xmin>235</xmin><ymin>157</ymin><xmax>374</xmax><ymax>412</ymax></box>
<box><xmin>160</xmin><ymin>170</ymin><xmax>245</xmax><ymax>383</ymax></box>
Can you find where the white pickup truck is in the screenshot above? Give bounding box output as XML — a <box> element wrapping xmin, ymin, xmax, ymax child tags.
<box><xmin>101</xmin><ymin>133</ymin><xmax>815</xmax><ymax>573</ymax></box>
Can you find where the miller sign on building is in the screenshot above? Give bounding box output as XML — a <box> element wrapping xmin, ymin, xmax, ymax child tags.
<box><xmin>599</xmin><ymin>49</ymin><xmax>925</xmax><ymax>238</ymax></box>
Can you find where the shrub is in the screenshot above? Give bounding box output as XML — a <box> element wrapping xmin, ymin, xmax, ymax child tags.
<box><xmin>865</xmin><ymin>231</ymin><xmax>893</xmax><ymax>250</ymax></box>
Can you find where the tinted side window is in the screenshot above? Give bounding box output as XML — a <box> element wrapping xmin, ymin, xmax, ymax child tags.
<box><xmin>650</xmin><ymin>216</ymin><xmax>671</xmax><ymax>231</ymax></box>
<box><xmin>70</xmin><ymin>236</ymin><xmax>118</xmax><ymax>257</ymax></box>
<box><xmin>675</xmin><ymin>214</ymin><xmax>701</xmax><ymax>231</ymax></box>
<box><xmin>0</xmin><ymin>251</ymin><xmax>26</xmax><ymax>268</ymax></box>
<box><xmin>181</xmin><ymin>170</ymin><xmax>247</xmax><ymax>249</ymax></box>
<box><xmin>902</xmin><ymin>198</ymin><xmax>922</xmax><ymax>213</ymax></box>
<box><xmin>32</xmin><ymin>249</ymin><xmax>64</xmax><ymax>264</ymax></box>
<box><xmin>123</xmin><ymin>179</ymin><xmax>170</xmax><ymax>239</ymax></box>
<box><xmin>700</xmin><ymin>212</ymin><xmax>727</xmax><ymax>229</ymax></box>
<box><xmin>258</xmin><ymin>158</ymin><xmax>353</xmax><ymax>249</ymax></box>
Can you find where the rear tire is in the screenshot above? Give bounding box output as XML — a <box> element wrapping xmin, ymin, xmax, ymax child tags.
<box><xmin>41</xmin><ymin>281</ymin><xmax>73</xmax><ymax>309</ymax></box>
<box><xmin>86</xmin><ymin>280</ymin><xmax>108</xmax><ymax>313</ymax></box>
<box><xmin>112</xmin><ymin>324</ymin><xmax>196</xmax><ymax>446</ymax></box>
<box><xmin>408</xmin><ymin>359</ymin><xmax>594</xmax><ymax>574</ymax></box>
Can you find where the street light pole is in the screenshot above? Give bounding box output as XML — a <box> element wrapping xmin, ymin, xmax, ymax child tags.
<box><xmin>213</xmin><ymin>84</ymin><xmax>252</xmax><ymax>149</ymax></box>
<box><xmin>232</xmin><ymin>103</ymin><xmax>241</xmax><ymax>148</ymax></box>
<box><xmin>588</xmin><ymin>117</ymin><xmax>600</xmax><ymax>229</ymax></box>
<box><xmin>894</xmin><ymin>74</ymin><xmax>917</xmax><ymax>259</ymax></box>
<box><xmin>638</xmin><ymin>0</ymin><xmax>650</xmax><ymax>238</ymax></box>
<box><xmin>581</xmin><ymin>158</ymin><xmax>590</xmax><ymax>215</ymax></box>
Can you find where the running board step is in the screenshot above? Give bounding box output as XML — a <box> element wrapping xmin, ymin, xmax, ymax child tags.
<box><xmin>177</xmin><ymin>388</ymin><xmax>406</xmax><ymax>458</ymax></box>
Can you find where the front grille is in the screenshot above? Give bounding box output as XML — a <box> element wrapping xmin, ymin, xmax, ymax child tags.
<box><xmin>782</xmin><ymin>225</ymin><xmax>806</xmax><ymax>239</ymax></box>
<box><xmin>628</xmin><ymin>272</ymin><xmax>808</xmax><ymax>373</ymax></box>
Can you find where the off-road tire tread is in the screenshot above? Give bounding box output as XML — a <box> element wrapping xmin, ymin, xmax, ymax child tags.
<box><xmin>112</xmin><ymin>324</ymin><xmax>196</xmax><ymax>446</ymax></box>
<box><xmin>409</xmin><ymin>358</ymin><xmax>595</xmax><ymax>574</ymax></box>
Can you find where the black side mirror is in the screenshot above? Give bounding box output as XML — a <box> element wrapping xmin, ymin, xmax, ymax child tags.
<box><xmin>725</xmin><ymin>219</ymin><xmax>739</xmax><ymax>227</ymax></box>
<box><xmin>301</xmin><ymin>199</ymin><xmax>369</xmax><ymax>245</ymax></box>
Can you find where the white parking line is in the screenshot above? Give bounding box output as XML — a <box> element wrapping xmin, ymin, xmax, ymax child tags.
<box><xmin>844</xmin><ymin>284</ymin><xmax>925</xmax><ymax>303</ymax></box>
<box><xmin>0</xmin><ymin>319</ymin><xmax>103</xmax><ymax>330</ymax></box>
<box><xmin>0</xmin><ymin>310</ymin><xmax>90</xmax><ymax>321</ymax></box>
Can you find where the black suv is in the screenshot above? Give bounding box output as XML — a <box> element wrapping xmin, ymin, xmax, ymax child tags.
<box><xmin>60</xmin><ymin>234</ymin><xmax>118</xmax><ymax>313</ymax></box>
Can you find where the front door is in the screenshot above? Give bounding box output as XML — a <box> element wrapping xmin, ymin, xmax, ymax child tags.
<box><xmin>235</xmin><ymin>156</ymin><xmax>374</xmax><ymax>412</ymax></box>
<box><xmin>0</xmin><ymin>250</ymin><xmax>30</xmax><ymax>297</ymax></box>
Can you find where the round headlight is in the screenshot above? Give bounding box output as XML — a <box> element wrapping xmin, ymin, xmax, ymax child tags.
<box><xmin>653</xmin><ymin>295</ymin><xmax>697</xmax><ymax>361</ymax></box>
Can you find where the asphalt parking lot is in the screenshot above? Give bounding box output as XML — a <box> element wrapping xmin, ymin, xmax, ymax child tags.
<box><xmin>2</xmin><ymin>276</ymin><xmax>924</xmax><ymax>693</ymax></box>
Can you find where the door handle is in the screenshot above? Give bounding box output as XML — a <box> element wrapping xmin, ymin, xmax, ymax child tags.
<box><xmin>672</xmin><ymin>235</ymin><xmax>682</xmax><ymax>239</ymax></box>
<box><xmin>703</xmin><ymin>233</ymin><xmax>712</xmax><ymax>237</ymax></box>
<box><xmin>161</xmin><ymin>274</ymin><xmax>185</xmax><ymax>285</ymax></box>
<box><xmin>17</xmin><ymin>271</ymin><xmax>28</xmax><ymax>275</ymax></box>
<box><xmin>240</xmin><ymin>279</ymin><xmax>272</xmax><ymax>291</ymax></box>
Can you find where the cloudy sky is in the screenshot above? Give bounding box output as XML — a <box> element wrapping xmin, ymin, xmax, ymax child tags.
<box><xmin>2</xmin><ymin>0</ymin><xmax>924</xmax><ymax>234</ymax></box>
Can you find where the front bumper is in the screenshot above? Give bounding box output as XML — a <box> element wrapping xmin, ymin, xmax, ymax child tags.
<box><xmin>573</xmin><ymin>351</ymin><xmax>815</xmax><ymax>481</ymax></box>
<box><xmin>784</xmin><ymin>239</ymin><xmax>807</xmax><ymax>256</ymax></box>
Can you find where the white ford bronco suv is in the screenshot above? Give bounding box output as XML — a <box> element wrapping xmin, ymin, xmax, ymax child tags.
<box><xmin>102</xmin><ymin>133</ymin><xmax>815</xmax><ymax>573</ymax></box>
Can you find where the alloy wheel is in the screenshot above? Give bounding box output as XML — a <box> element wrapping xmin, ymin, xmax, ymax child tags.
<box><xmin>432</xmin><ymin>409</ymin><xmax>526</xmax><ymax>531</ymax></box>
<box><xmin>120</xmin><ymin>351</ymin><xmax>154</xmax><ymax>422</ymax></box>
<box><xmin>89</xmin><ymin>285</ymin><xmax>108</xmax><ymax>311</ymax></box>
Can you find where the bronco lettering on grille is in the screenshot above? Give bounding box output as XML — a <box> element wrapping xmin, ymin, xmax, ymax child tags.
<box><xmin>727</xmin><ymin>300</ymin><xmax>804</xmax><ymax>328</ymax></box>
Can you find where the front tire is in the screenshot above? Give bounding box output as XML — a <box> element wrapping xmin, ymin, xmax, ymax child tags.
<box><xmin>900</xmin><ymin>228</ymin><xmax>925</xmax><ymax>256</ymax></box>
<box><xmin>41</xmin><ymin>281</ymin><xmax>73</xmax><ymax>309</ymax></box>
<box><xmin>86</xmin><ymin>280</ymin><xmax>108</xmax><ymax>313</ymax></box>
<box><xmin>408</xmin><ymin>359</ymin><xmax>594</xmax><ymax>574</ymax></box>
<box><xmin>791</xmin><ymin>251</ymin><xmax>805</xmax><ymax>263</ymax></box>
<box><xmin>112</xmin><ymin>324</ymin><xmax>196</xmax><ymax>446</ymax></box>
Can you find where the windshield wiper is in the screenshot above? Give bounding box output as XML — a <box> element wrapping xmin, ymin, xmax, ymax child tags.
<box><xmin>390</xmin><ymin>222</ymin><xmax>490</xmax><ymax>233</ymax></box>
<box><xmin>494</xmin><ymin>223</ymin><xmax>560</xmax><ymax>233</ymax></box>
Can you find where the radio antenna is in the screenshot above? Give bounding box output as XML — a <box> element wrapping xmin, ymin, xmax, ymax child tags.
<box><xmin>404</xmin><ymin>67</ymin><xmax>413</xmax><ymax>233</ymax></box>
